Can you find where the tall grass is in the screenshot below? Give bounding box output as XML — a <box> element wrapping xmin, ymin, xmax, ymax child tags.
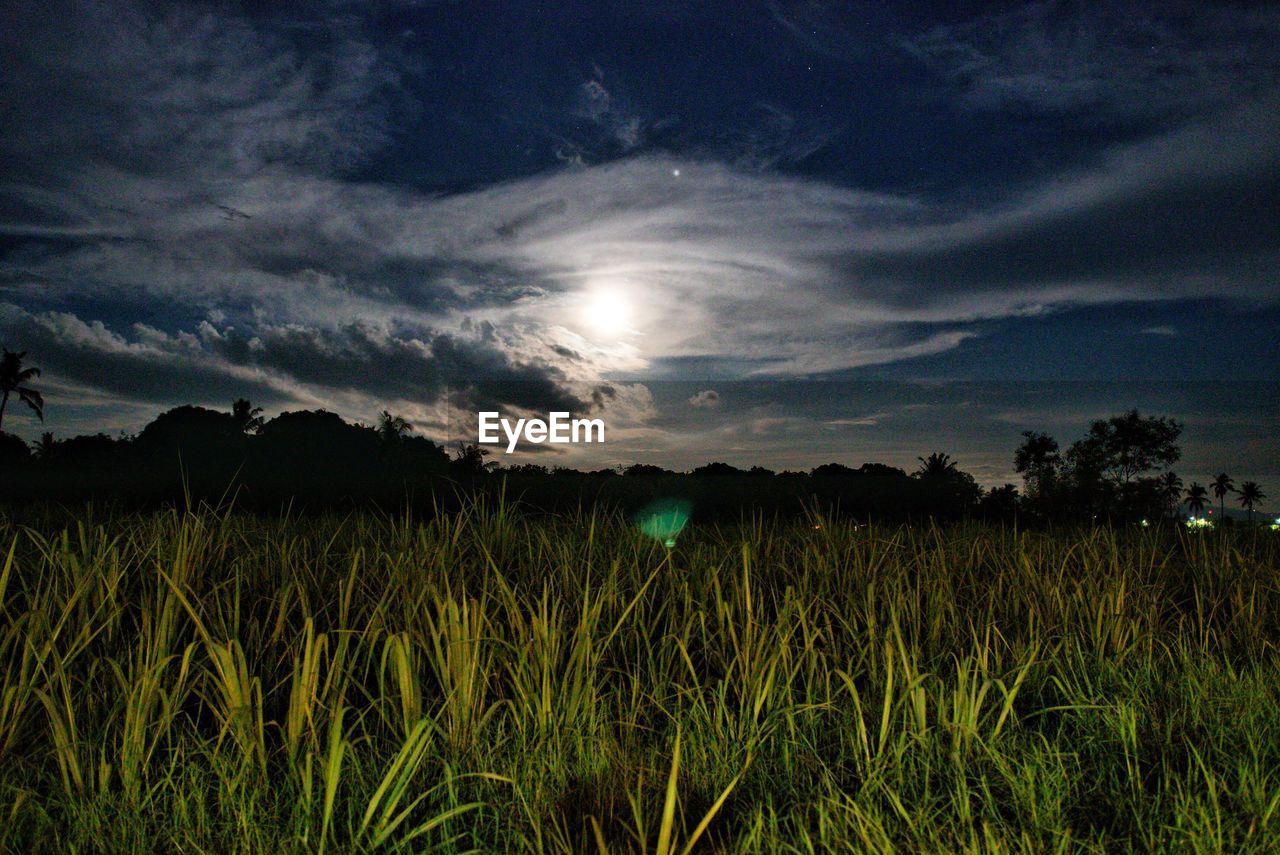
<box><xmin>1</xmin><ymin>498</ymin><xmax>1278</xmax><ymax>852</ymax></box>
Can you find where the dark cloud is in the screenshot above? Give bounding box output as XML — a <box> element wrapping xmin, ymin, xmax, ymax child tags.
<box><xmin>0</xmin><ymin>0</ymin><xmax>1275</xmax><ymax>482</ymax></box>
<box><xmin>551</xmin><ymin>344</ymin><xmax>582</xmax><ymax>360</ymax></box>
<box><xmin>0</xmin><ymin>303</ymin><xmax>284</xmax><ymax>406</ymax></box>
<box><xmin>0</xmin><ymin>0</ymin><xmax>399</xmax><ymax>181</ymax></box>
<box><xmin>839</xmin><ymin>106</ymin><xmax>1280</xmax><ymax>307</ymax></box>
<box><xmin>0</xmin><ymin>304</ymin><xmax>590</xmax><ymax>424</ymax></box>
<box><xmin>4</xmin><ymin>1</ymin><xmax>1275</xmax><ymax>372</ymax></box>
<box><xmin>903</xmin><ymin>2</ymin><xmax>1280</xmax><ymax>121</ymax></box>
<box><xmin>427</xmin><ymin>332</ymin><xmax>589</xmax><ymax>414</ymax></box>
<box><xmin>688</xmin><ymin>389</ymin><xmax>721</xmax><ymax>408</ymax></box>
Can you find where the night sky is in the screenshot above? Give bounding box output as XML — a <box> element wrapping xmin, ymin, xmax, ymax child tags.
<box><xmin>1</xmin><ymin>0</ymin><xmax>1277</xmax><ymax>485</ymax></box>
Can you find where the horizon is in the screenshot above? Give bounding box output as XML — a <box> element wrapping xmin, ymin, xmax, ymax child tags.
<box><xmin>5</xmin><ymin>389</ymin><xmax>1274</xmax><ymax>497</ymax></box>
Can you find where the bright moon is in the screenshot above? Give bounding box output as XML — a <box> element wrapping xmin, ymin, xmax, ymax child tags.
<box><xmin>582</xmin><ymin>289</ymin><xmax>633</xmax><ymax>338</ymax></box>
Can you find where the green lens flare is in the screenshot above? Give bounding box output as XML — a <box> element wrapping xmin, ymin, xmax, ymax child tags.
<box><xmin>634</xmin><ymin>499</ymin><xmax>691</xmax><ymax>547</ymax></box>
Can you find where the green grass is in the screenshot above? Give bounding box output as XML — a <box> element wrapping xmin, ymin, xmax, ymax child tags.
<box><xmin>1</xmin><ymin>498</ymin><xmax>1278</xmax><ymax>852</ymax></box>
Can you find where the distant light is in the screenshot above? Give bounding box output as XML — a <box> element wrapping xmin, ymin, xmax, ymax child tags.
<box><xmin>1140</xmin><ymin>518</ymin><xmax>1149</xmax><ymax>527</ymax></box>
<box><xmin>1186</xmin><ymin>517</ymin><xmax>1213</xmax><ymax>530</ymax></box>
<box><xmin>672</xmin><ymin>168</ymin><xmax>681</xmax><ymax>177</ymax></box>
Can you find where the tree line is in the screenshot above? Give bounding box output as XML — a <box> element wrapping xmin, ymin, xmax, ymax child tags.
<box><xmin>0</xmin><ymin>348</ymin><xmax>1268</xmax><ymax>523</ymax></box>
<box><xmin>1014</xmin><ymin>410</ymin><xmax>1266</xmax><ymax>524</ymax></box>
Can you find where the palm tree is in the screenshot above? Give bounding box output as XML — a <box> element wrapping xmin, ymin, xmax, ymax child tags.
<box><xmin>377</xmin><ymin>411</ymin><xmax>414</xmax><ymax>444</ymax></box>
<box><xmin>1211</xmin><ymin>473</ymin><xmax>1234</xmax><ymax>520</ymax></box>
<box><xmin>452</xmin><ymin>442</ymin><xmax>493</xmax><ymax>475</ymax></box>
<box><xmin>0</xmin><ymin>350</ymin><xmax>44</xmax><ymax>433</ymax></box>
<box><xmin>1238</xmin><ymin>481</ymin><xmax>1265</xmax><ymax>524</ymax></box>
<box><xmin>1183</xmin><ymin>482</ymin><xmax>1209</xmax><ymax>518</ymax></box>
<box><xmin>31</xmin><ymin>431</ymin><xmax>55</xmax><ymax>460</ymax></box>
<box><xmin>1159</xmin><ymin>471</ymin><xmax>1183</xmax><ymax>520</ymax></box>
<box><xmin>916</xmin><ymin>452</ymin><xmax>958</xmax><ymax>478</ymax></box>
<box><xmin>231</xmin><ymin>398</ymin><xmax>264</xmax><ymax>434</ymax></box>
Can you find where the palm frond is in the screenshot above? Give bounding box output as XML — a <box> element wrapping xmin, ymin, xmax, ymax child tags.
<box><xmin>18</xmin><ymin>387</ymin><xmax>44</xmax><ymax>421</ymax></box>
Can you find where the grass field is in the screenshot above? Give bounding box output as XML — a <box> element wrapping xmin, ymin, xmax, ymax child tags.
<box><xmin>2</xmin><ymin>498</ymin><xmax>1279</xmax><ymax>852</ymax></box>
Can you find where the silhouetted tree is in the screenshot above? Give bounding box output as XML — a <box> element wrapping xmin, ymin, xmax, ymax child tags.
<box><xmin>397</xmin><ymin>435</ymin><xmax>449</xmax><ymax>469</ymax></box>
<box><xmin>624</xmin><ymin>464</ymin><xmax>672</xmax><ymax>477</ymax></box>
<box><xmin>1211</xmin><ymin>473</ymin><xmax>1234</xmax><ymax>520</ymax></box>
<box><xmin>811</xmin><ymin>463</ymin><xmax>857</xmax><ymax>478</ymax></box>
<box><xmin>31</xmin><ymin>431</ymin><xmax>55</xmax><ymax>460</ymax></box>
<box><xmin>252</xmin><ymin>409</ymin><xmax>381</xmax><ymax>500</ymax></box>
<box><xmin>1070</xmin><ymin>410</ymin><xmax>1182</xmax><ymax>487</ymax></box>
<box><xmin>915</xmin><ymin>452</ymin><xmax>959</xmax><ymax>478</ymax></box>
<box><xmin>48</xmin><ymin>433</ymin><xmax>127</xmax><ymax>471</ymax></box>
<box><xmin>1013</xmin><ymin>431</ymin><xmax>1061</xmax><ymax>500</ymax></box>
<box><xmin>1158</xmin><ymin>472</ymin><xmax>1183</xmax><ymax>520</ymax></box>
<box><xmin>452</xmin><ymin>442</ymin><xmax>493</xmax><ymax>476</ymax></box>
<box><xmin>136</xmin><ymin>406</ymin><xmax>240</xmax><ymax>456</ymax></box>
<box><xmin>1066</xmin><ymin>410</ymin><xmax>1182</xmax><ymax>520</ymax></box>
<box><xmin>377</xmin><ymin>411</ymin><xmax>414</xmax><ymax>444</ymax></box>
<box><xmin>1184</xmin><ymin>482</ymin><xmax>1209</xmax><ymax>517</ymax></box>
<box><xmin>0</xmin><ymin>431</ymin><xmax>29</xmax><ymax>464</ymax></box>
<box><xmin>913</xmin><ymin>452</ymin><xmax>982</xmax><ymax>515</ymax></box>
<box><xmin>979</xmin><ymin>484</ymin><xmax>1020</xmax><ymax>521</ymax></box>
<box><xmin>507</xmin><ymin>463</ymin><xmax>550</xmax><ymax>476</ymax></box>
<box><xmin>691</xmin><ymin>461</ymin><xmax>744</xmax><ymax>477</ymax></box>
<box><xmin>857</xmin><ymin>463</ymin><xmax>908</xmax><ymax>478</ymax></box>
<box><xmin>0</xmin><ymin>349</ymin><xmax>44</xmax><ymax>432</ymax></box>
<box><xmin>232</xmin><ymin>398</ymin><xmax>264</xmax><ymax>435</ymax></box>
<box><xmin>1238</xmin><ymin>481</ymin><xmax>1265</xmax><ymax>524</ymax></box>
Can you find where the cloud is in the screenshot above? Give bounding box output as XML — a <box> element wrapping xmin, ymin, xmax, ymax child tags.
<box><xmin>687</xmin><ymin>389</ymin><xmax>720</xmax><ymax>408</ymax></box>
<box><xmin>573</xmin><ymin>76</ymin><xmax>644</xmax><ymax>151</ymax></box>
<box><xmin>729</xmin><ymin>102</ymin><xmax>840</xmax><ymax>171</ymax></box>
<box><xmin>1</xmin><ymin>0</ymin><xmax>1278</xmax><ymax>445</ymax></box>
<box><xmin>5</xmin><ymin>104</ymin><xmax>1277</xmax><ymax>397</ymax></box>
<box><xmin>824</xmin><ymin>413</ymin><xmax>888</xmax><ymax>427</ymax></box>
<box><xmin>766</xmin><ymin>1</ymin><xmax>875</xmax><ymax>62</ymax></box>
<box><xmin>6</xmin><ymin>101</ymin><xmax>1278</xmax><ymax>373</ymax></box>
<box><xmin>903</xmin><ymin>2</ymin><xmax>1280</xmax><ymax>120</ymax></box>
<box><xmin>0</xmin><ymin>303</ymin><xmax>287</xmax><ymax>406</ymax></box>
<box><xmin>0</xmin><ymin>302</ymin><xmax>596</xmax><ymax>428</ymax></box>
<box><xmin>0</xmin><ymin>5</ymin><xmax>397</xmax><ymax>199</ymax></box>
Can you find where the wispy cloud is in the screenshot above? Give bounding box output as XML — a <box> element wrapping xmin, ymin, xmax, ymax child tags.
<box><xmin>766</xmin><ymin>0</ymin><xmax>875</xmax><ymax>62</ymax></box>
<box><xmin>824</xmin><ymin>413</ymin><xmax>889</xmax><ymax>428</ymax></box>
<box><xmin>903</xmin><ymin>1</ymin><xmax>1280</xmax><ymax>120</ymax></box>
<box><xmin>574</xmin><ymin>76</ymin><xmax>644</xmax><ymax>151</ymax></box>
<box><xmin>1</xmin><ymin>0</ymin><xmax>1277</xmax><ymax>447</ymax></box>
<box><xmin>1</xmin><ymin>2</ymin><xmax>399</xmax><ymax>181</ymax></box>
<box><xmin>4</xmin><ymin>102</ymin><xmax>1277</xmax><ymax>420</ymax></box>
